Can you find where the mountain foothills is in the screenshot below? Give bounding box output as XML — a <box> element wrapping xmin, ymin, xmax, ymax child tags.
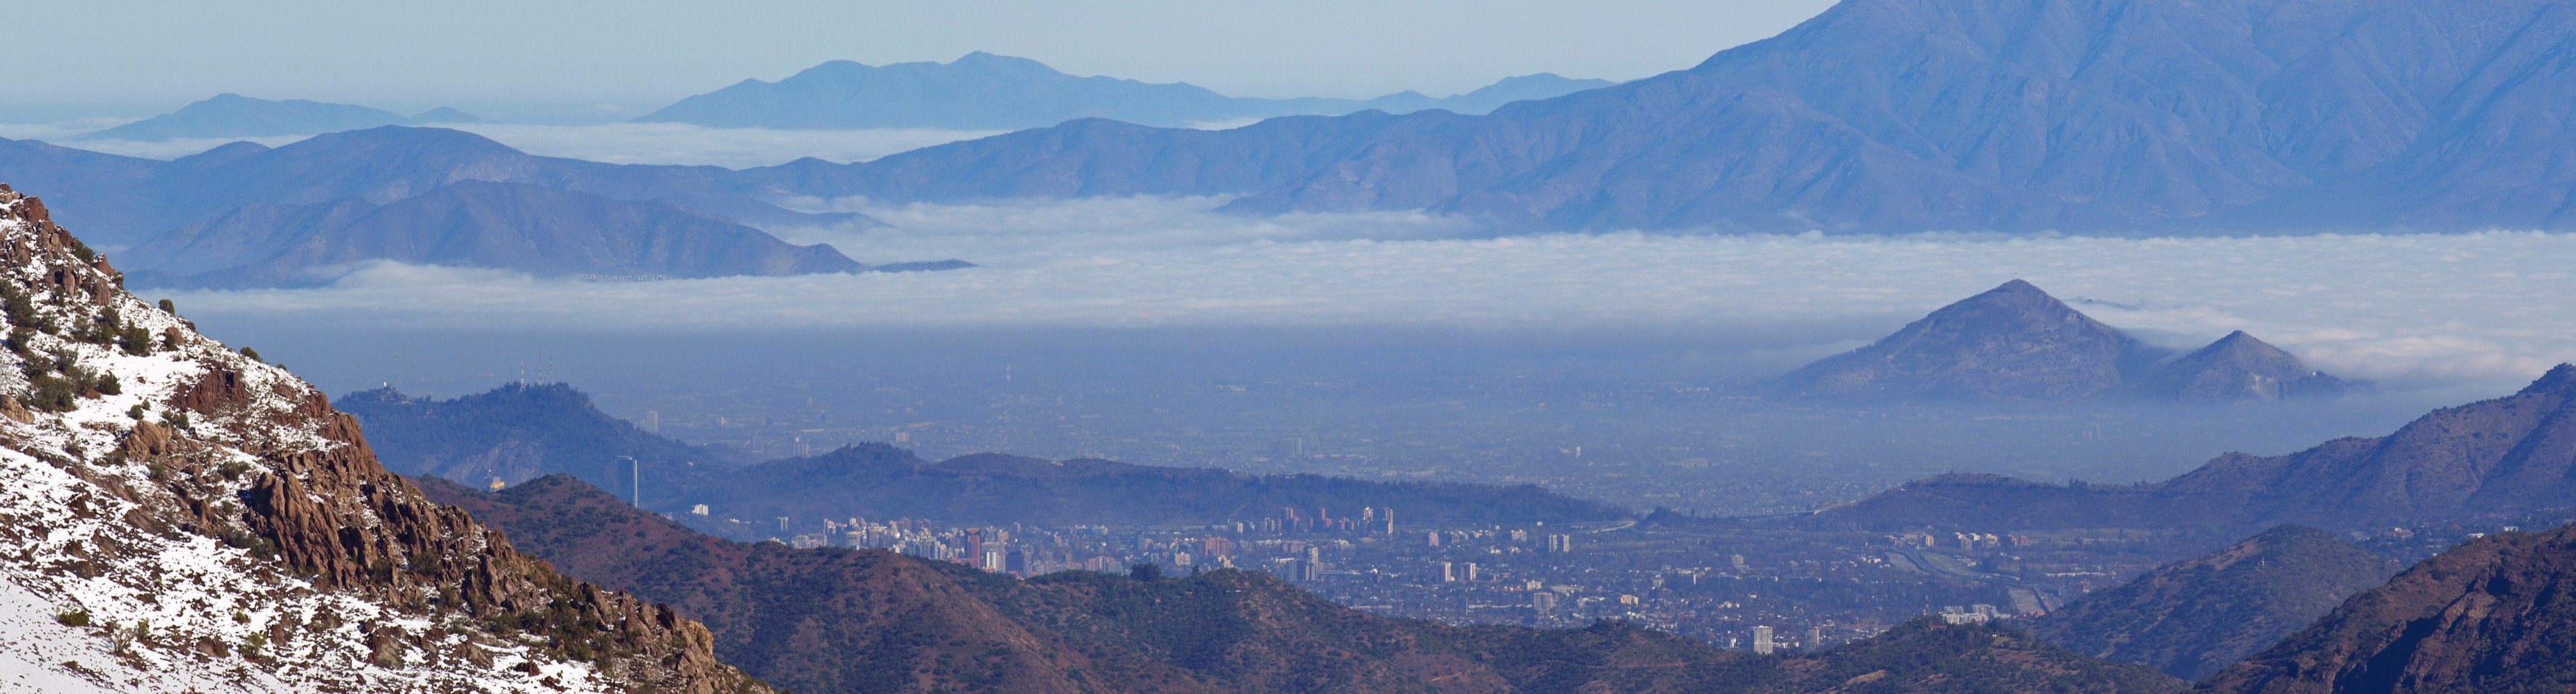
<box><xmin>1779</xmin><ymin>280</ymin><xmax>2346</xmax><ymax>402</ymax></box>
<box><xmin>2030</xmin><ymin>525</ymin><xmax>2401</xmax><ymax>680</ymax></box>
<box><xmin>639</xmin><ymin>52</ymin><xmax>1615</xmax><ymax>131</ymax></box>
<box><xmin>84</xmin><ymin>93</ymin><xmax>480</xmax><ymax>142</ymax></box>
<box><xmin>2197</xmin><ymin>523</ymin><xmax>2576</xmax><ymax>693</ymax></box>
<box><xmin>0</xmin><ymin>185</ymin><xmax>766</xmax><ymax>693</ymax></box>
<box><xmin>1813</xmin><ymin>363</ymin><xmax>2576</xmax><ymax>533</ymax></box>
<box><xmin>338</xmin><ymin>382</ymin><xmax>1631</xmax><ymax>535</ymax></box>
<box><xmin>425</xmin><ymin>473</ymin><xmax>2186</xmax><ymax>694</ymax></box>
<box><xmin>754</xmin><ymin>0</ymin><xmax>2576</xmax><ymax>233</ymax></box>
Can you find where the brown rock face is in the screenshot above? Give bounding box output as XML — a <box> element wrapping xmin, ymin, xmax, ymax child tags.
<box><xmin>2196</xmin><ymin>524</ymin><xmax>2576</xmax><ymax>693</ymax></box>
<box><xmin>2030</xmin><ymin>525</ymin><xmax>2400</xmax><ymax>681</ymax></box>
<box><xmin>0</xmin><ymin>183</ymin><xmax>770</xmax><ymax>693</ymax></box>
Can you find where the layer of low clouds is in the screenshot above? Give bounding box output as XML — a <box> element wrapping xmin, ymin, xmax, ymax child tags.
<box><xmin>1</xmin><ymin>121</ymin><xmax>999</xmax><ymax>168</ymax></box>
<box><xmin>162</xmin><ymin>197</ymin><xmax>2576</xmax><ymax>390</ymax></box>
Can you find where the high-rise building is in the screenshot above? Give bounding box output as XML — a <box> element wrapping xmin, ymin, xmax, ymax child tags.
<box><xmin>1808</xmin><ymin>627</ymin><xmax>1824</xmax><ymax>651</ymax></box>
<box><xmin>1464</xmin><ymin>562</ymin><xmax>1480</xmax><ymax>582</ymax></box>
<box><xmin>642</xmin><ymin>409</ymin><xmax>659</xmax><ymax>433</ymax></box>
<box><xmin>1384</xmin><ymin>507</ymin><xmax>1395</xmax><ymax>536</ymax></box>
<box><xmin>1005</xmin><ymin>548</ymin><xmax>1031</xmax><ymax>575</ymax></box>
<box><xmin>1752</xmin><ymin>626</ymin><xmax>1776</xmax><ymax>655</ymax></box>
<box><xmin>1427</xmin><ymin>531</ymin><xmax>1442</xmax><ymax>548</ymax></box>
<box><xmin>983</xmin><ymin>549</ymin><xmax>1006</xmax><ymax>572</ymax></box>
<box><xmin>1531</xmin><ymin>591</ymin><xmax>1560</xmax><ymax>612</ymax></box>
<box><xmin>1440</xmin><ymin>562</ymin><xmax>1455</xmax><ymax>582</ymax></box>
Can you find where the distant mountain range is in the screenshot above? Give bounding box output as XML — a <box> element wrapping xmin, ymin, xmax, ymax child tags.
<box><xmin>123</xmin><ymin>180</ymin><xmax>872</xmax><ymax>287</ymax></box>
<box><xmin>1777</xmin><ymin>280</ymin><xmax>2349</xmax><ymax>402</ymax></box>
<box><xmin>748</xmin><ymin>0</ymin><xmax>2576</xmax><ymax>233</ymax></box>
<box><xmin>427</xmin><ymin>473</ymin><xmax>2185</xmax><ymax>694</ymax></box>
<box><xmin>85</xmin><ymin>93</ymin><xmax>480</xmax><ymax>141</ymax></box>
<box><xmin>2030</xmin><ymin>525</ymin><xmax>2400</xmax><ymax>680</ymax></box>
<box><xmin>12</xmin><ymin>0</ymin><xmax>2576</xmax><ymax>241</ymax></box>
<box><xmin>343</xmin><ymin>382</ymin><xmax>1631</xmax><ymax>533</ymax></box>
<box><xmin>0</xmin><ymin>126</ymin><xmax>963</xmax><ymax>285</ymax></box>
<box><xmin>1808</xmin><ymin>363</ymin><xmax>2576</xmax><ymax>532</ymax></box>
<box><xmin>637</xmin><ymin>52</ymin><xmax>1615</xmax><ymax>131</ymax></box>
<box><xmin>2198</xmin><ymin>522</ymin><xmax>2576</xmax><ymax>693</ymax></box>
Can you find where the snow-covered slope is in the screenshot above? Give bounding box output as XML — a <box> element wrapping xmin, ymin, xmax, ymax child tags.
<box><xmin>0</xmin><ymin>183</ymin><xmax>769</xmax><ymax>693</ymax></box>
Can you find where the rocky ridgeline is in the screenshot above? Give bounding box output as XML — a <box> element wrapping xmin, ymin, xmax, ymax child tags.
<box><xmin>0</xmin><ymin>183</ymin><xmax>768</xmax><ymax>693</ymax></box>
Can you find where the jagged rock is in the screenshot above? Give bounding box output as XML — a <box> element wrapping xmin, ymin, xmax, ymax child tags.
<box><xmin>0</xmin><ymin>183</ymin><xmax>775</xmax><ymax>693</ymax></box>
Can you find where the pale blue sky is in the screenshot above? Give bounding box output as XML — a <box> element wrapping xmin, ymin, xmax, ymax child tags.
<box><xmin>19</xmin><ymin>0</ymin><xmax>1836</xmax><ymax>120</ymax></box>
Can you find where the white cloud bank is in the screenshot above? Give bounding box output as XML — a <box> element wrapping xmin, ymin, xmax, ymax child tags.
<box><xmin>162</xmin><ymin>197</ymin><xmax>2576</xmax><ymax>389</ymax></box>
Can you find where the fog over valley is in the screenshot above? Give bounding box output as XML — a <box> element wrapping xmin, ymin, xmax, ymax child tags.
<box><xmin>8</xmin><ymin>1</ymin><xmax>2576</xmax><ymax>691</ymax></box>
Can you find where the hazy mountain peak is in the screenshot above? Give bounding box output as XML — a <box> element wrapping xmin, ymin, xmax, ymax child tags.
<box><xmin>640</xmin><ymin>52</ymin><xmax>1613</xmax><ymax>130</ymax></box>
<box><xmin>127</xmin><ymin>178</ymin><xmax>868</xmax><ymax>288</ymax></box>
<box><xmin>1777</xmin><ymin>279</ymin><xmax>2162</xmax><ymax>400</ymax></box>
<box><xmin>83</xmin><ymin>93</ymin><xmax>411</xmax><ymax>142</ymax></box>
<box><xmin>2125</xmin><ymin>329</ymin><xmax>2349</xmax><ymax>402</ymax></box>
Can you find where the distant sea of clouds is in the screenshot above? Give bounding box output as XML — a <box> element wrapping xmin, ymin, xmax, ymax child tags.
<box><xmin>157</xmin><ymin>196</ymin><xmax>2576</xmax><ymax>391</ymax></box>
<box><xmin>9</xmin><ymin>118</ymin><xmax>2562</xmax><ymax>393</ymax></box>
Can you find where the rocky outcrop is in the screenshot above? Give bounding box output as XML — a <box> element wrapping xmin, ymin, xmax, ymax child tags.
<box><xmin>0</xmin><ymin>183</ymin><xmax>769</xmax><ymax>693</ymax></box>
<box><xmin>2196</xmin><ymin>523</ymin><xmax>2576</xmax><ymax>693</ymax></box>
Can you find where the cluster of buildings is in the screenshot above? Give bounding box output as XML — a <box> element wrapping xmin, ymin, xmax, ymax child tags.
<box><xmin>722</xmin><ymin>504</ymin><xmax>2169</xmax><ymax>655</ymax></box>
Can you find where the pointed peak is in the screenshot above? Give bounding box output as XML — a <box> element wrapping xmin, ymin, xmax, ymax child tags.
<box><xmin>1941</xmin><ymin>279</ymin><xmax>2072</xmax><ymax>314</ymax></box>
<box><xmin>2522</xmin><ymin>364</ymin><xmax>2576</xmax><ymax>396</ymax></box>
<box><xmin>2200</xmin><ymin>330</ymin><xmax>2286</xmax><ymax>355</ymax></box>
<box><xmin>1988</xmin><ymin>278</ymin><xmax>2047</xmax><ymax>296</ymax></box>
<box><xmin>950</xmin><ymin>51</ymin><xmax>1050</xmax><ymax>71</ymax></box>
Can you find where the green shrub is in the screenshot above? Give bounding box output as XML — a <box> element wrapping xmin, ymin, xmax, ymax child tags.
<box><xmin>116</xmin><ymin>325</ymin><xmax>152</xmax><ymax>356</ymax></box>
<box><xmin>54</xmin><ymin>609</ymin><xmax>90</xmax><ymax>627</ymax></box>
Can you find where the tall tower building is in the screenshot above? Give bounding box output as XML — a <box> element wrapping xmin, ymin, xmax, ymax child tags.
<box><xmin>1808</xmin><ymin>627</ymin><xmax>1825</xmax><ymax>651</ymax></box>
<box><xmin>1384</xmin><ymin>507</ymin><xmax>1396</xmax><ymax>536</ymax></box>
<box><xmin>1752</xmin><ymin>626</ymin><xmax>1776</xmax><ymax>655</ymax></box>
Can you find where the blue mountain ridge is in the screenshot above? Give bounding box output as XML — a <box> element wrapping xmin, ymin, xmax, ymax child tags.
<box><xmin>637</xmin><ymin>51</ymin><xmax>1615</xmax><ymax>130</ymax></box>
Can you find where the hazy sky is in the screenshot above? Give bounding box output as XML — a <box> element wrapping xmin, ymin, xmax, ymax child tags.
<box><xmin>19</xmin><ymin>0</ymin><xmax>1836</xmax><ymax>119</ymax></box>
